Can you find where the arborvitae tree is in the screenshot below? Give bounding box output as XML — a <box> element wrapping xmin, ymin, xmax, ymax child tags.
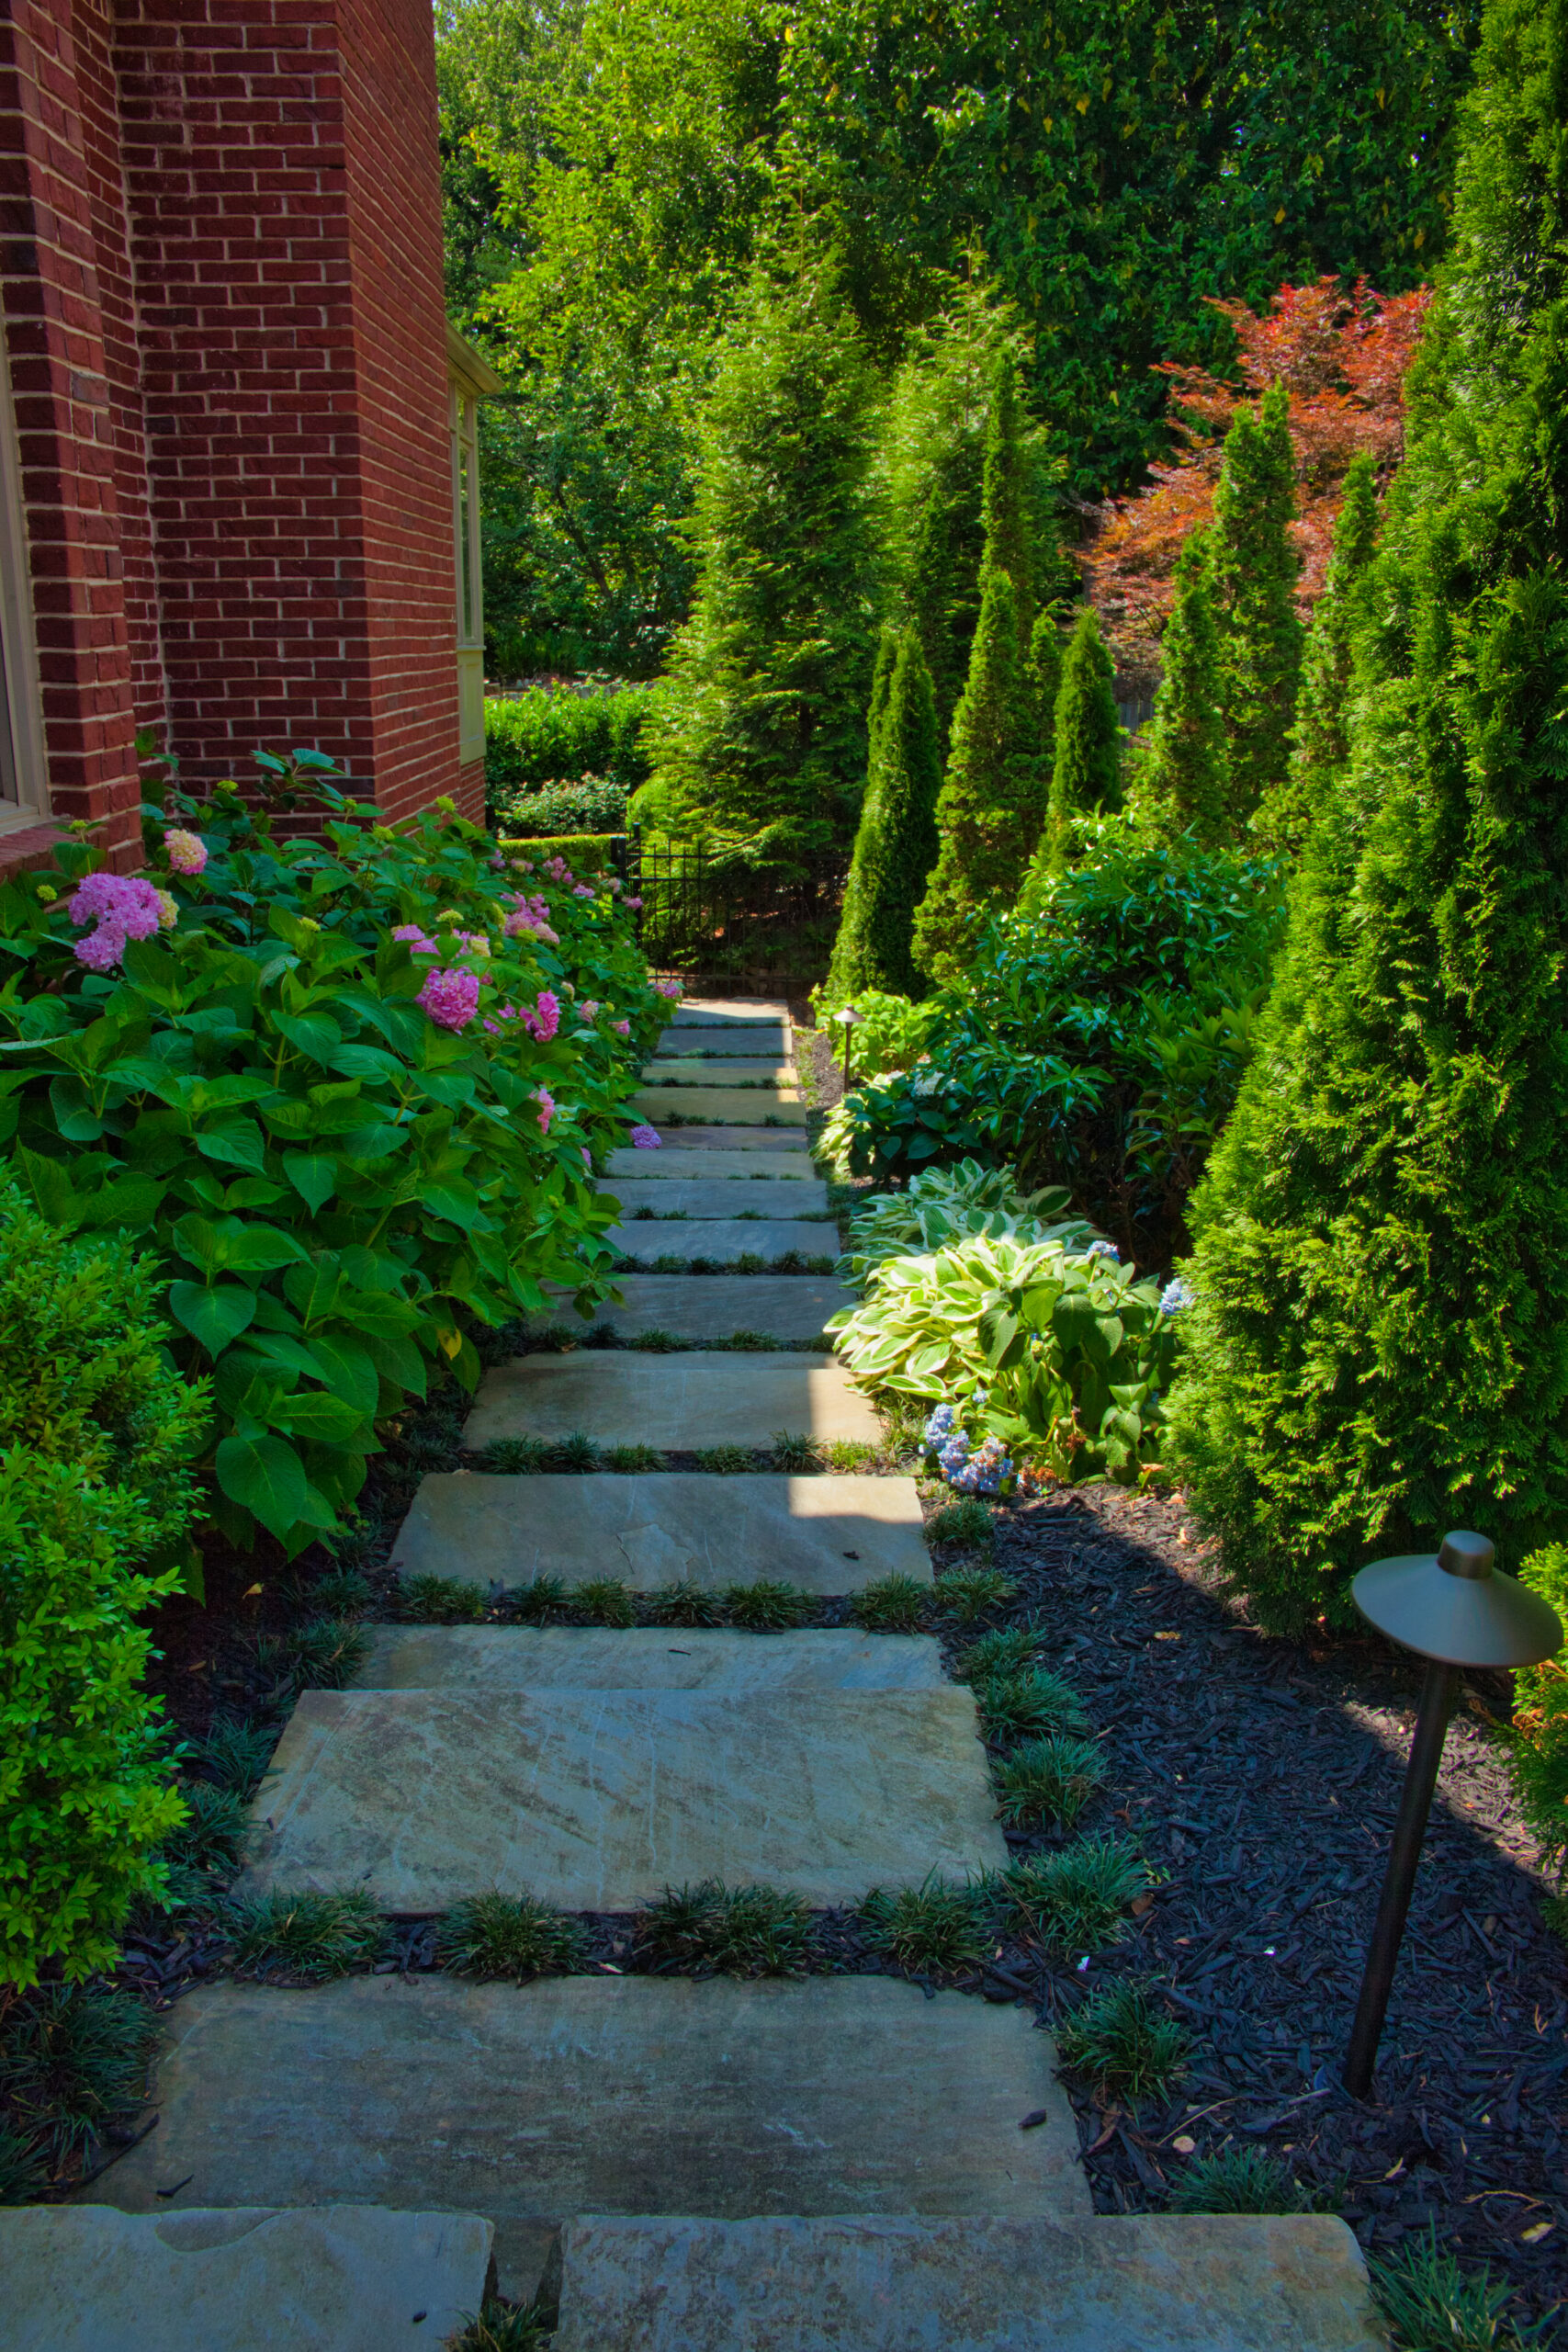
<box><xmin>822</xmin><ymin>624</ymin><xmax>900</xmax><ymax>1005</ymax></box>
<box><xmin>907</xmin><ymin>458</ymin><xmax>985</xmax><ymax>752</ymax></box>
<box><xmin>980</xmin><ymin>356</ymin><xmax>1034</xmax><ymax>662</ymax></box>
<box><xmin>1254</xmin><ymin>453</ymin><xmax>1381</xmax><ymax>851</ymax></box>
<box><xmin>1138</xmin><ymin>530</ymin><xmax>1229</xmax><ymax>841</ymax></box>
<box><xmin>1167</xmin><ymin>0</ymin><xmax>1568</xmax><ymax>1632</ymax></box>
<box><xmin>1025</xmin><ymin>606</ymin><xmax>1064</xmax><ymax>764</ymax></box>
<box><xmin>825</xmin><ymin>629</ymin><xmax>942</xmax><ymax>1001</ymax></box>
<box><xmin>1210</xmin><ymin>380</ymin><xmax>1303</xmax><ymax>820</ymax></box>
<box><xmin>1043</xmin><ymin>605</ymin><xmax>1122</xmax><ymax>856</ymax></box>
<box><xmin>912</xmin><ymin>569</ymin><xmax>1042</xmax><ymax>982</ymax></box>
<box><xmin>638</xmin><ymin>245</ymin><xmax>882</xmax><ymax>865</ymax></box>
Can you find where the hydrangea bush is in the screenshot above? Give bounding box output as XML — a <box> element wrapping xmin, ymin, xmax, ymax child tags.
<box><xmin>0</xmin><ymin>754</ymin><xmax>666</xmax><ymax>1555</ymax></box>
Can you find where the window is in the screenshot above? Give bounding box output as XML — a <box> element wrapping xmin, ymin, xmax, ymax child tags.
<box><xmin>446</xmin><ymin>326</ymin><xmax>502</xmax><ymax>770</ymax></box>
<box><xmin>0</xmin><ymin>344</ymin><xmax>46</xmax><ymax>831</ymax></box>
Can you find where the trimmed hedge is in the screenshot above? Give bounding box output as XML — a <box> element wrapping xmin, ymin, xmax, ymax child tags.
<box><xmin>483</xmin><ymin>689</ymin><xmax>651</xmax><ymax>796</ymax></box>
<box><xmin>497</xmin><ymin>833</ymin><xmax>623</xmax><ymax>868</ymax></box>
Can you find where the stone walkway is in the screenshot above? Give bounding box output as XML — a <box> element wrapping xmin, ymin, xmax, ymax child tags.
<box><xmin>16</xmin><ymin>1000</ymin><xmax>1387</xmax><ymax>2347</ymax></box>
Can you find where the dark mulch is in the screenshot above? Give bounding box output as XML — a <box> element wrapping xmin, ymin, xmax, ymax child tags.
<box><xmin>985</xmin><ymin>1483</ymin><xmax>1568</xmax><ymax>2324</ymax></box>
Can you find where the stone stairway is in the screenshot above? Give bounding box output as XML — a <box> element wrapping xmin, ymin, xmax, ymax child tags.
<box><xmin>13</xmin><ymin>998</ymin><xmax>1387</xmax><ymax>2349</ymax></box>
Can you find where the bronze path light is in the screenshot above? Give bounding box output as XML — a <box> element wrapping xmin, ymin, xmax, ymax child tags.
<box><xmin>1343</xmin><ymin>1530</ymin><xmax>1563</xmax><ymax>2099</ymax></box>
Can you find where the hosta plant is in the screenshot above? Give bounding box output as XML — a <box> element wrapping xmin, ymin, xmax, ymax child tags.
<box><xmin>0</xmin><ymin>756</ymin><xmax>664</xmax><ymax>1555</ymax></box>
<box><xmin>837</xmin><ymin>1158</ymin><xmax>1092</xmax><ymax>1288</ymax></box>
<box><xmin>829</xmin><ymin>1230</ymin><xmax>1184</xmax><ymax>1485</ymax></box>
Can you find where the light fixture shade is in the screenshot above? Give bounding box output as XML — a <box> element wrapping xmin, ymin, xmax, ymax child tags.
<box><xmin>1352</xmin><ymin>1530</ymin><xmax>1564</xmax><ymax>1668</ymax></box>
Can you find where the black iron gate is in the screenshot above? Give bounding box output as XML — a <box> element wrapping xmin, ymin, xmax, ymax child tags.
<box><xmin>626</xmin><ymin>831</ymin><xmax>848</xmax><ymax>980</ymax></box>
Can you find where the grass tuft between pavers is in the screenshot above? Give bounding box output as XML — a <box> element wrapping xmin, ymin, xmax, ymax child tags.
<box><xmin>224</xmin><ymin>1888</ymin><xmax>386</xmax><ymax>1983</ymax></box>
<box><xmin>1056</xmin><ymin>1977</ymin><xmax>1189</xmax><ymax>2099</ymax></box>
<box><xmin>858</xmin><ymin>1874</ymin><xmax>990</xmax><ymax>1973</ymax></box>
<box><xmin>722</xmin><ymin>1579</ymin><xmax>813</xmax><ymax>1630</ymax></box>
<box><xmin>972</xmin><ymin>1666</ymin><xmax>1090</xmax><ymax>1746</ymax></box>
<box><xmin>400</xmin><ymin>1572</ymin><xmax>489</xmax><ymax>1624</ymax></box>
<box><xmin>848</xmin><ymin>1574</ymin><xmax>929</xmax><ymax>1633</ymax></box>
<box><xmin>436</xmin><ymin>1891</ymin><xmax>587</xmax><ymax>1984</ymax></box>
<box><xmin>930</xmin><ymin>1565</ymin><xmax>1016</xmax><ymax>1624</ymax></box>
<box><xmin>0</xmin><ymin>1984</ymin><xmax>159</xmax><ymax>2165</ymax></box>
<box><xmin>447</xmin><ymin>2298</ymin><xmax>555</xmax><ymax>2352</ymax></box>
<box><xmin>993</xmin><ymin>1734</ymin><xmax>1106</xmax><ymax>1828</ymax></box>
<box><xmin>637</xmin><ymin>1879</ymin><xmax>815</xmax><ymax>1976</ymax></box>
<box><xmin>1001</xmin><ymin>1835</ymin><xmax>1152</xmax><ymax>1951</ymax></box>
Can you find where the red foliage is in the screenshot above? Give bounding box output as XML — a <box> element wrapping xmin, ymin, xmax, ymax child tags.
<box><xmin>1083</xmin><ymin>277</ymin><xmax>1430</xmax><ymax>673</ymax></box>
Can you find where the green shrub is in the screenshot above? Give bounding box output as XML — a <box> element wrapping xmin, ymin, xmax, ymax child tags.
<box><xmin>482</xmin><ymin>686</ymin><xmax>651</xmax><ymax>799</ymax></box>
<box><xmin>1509</xmin><ymin>1545</ymin><xmax>1568</xmax><ymax>1879</ymax></box>
<box><xmin>0</xmin><ymin>757</ymin><xmax>662</xmax><ymax>1558</ymax></box>
<box><xmin>493</xmin><ymin>831</ymin><xmax>621</xmax><ymax>867</ymax></box>
<box><xmin>0</xmin><ymin>1191</ymin><xmax>203</xmax><ymax>1987</ymax></box>
<box><xmin>829</xmin><ymin>822</ymin><xmax>1285</xmax><ymax>1261</ymax></box>
<box><xmin>810</xmin><ymin>990</ymin><xmax>941</xmax><ymax>1082</ymax></box>
<box><xmin>491</xmin><ymin>778</ymin><xmax>626</xmax><ymax>838</ymax></box>
<box><xmin>1167</xmin><ymin>0</ymin><xmax>1568</xmax><ymax>1627</ymax></box>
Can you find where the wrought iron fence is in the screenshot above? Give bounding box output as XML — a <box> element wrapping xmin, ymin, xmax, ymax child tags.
<box><xmin>628</xmin><ymin>831</ymin><xmax>848</xmax><ymax>979</ymax></box>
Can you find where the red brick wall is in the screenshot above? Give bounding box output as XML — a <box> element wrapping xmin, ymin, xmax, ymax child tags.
<box><xmin>0</xmin><ymin>0</ymin><xmax>463</xmax><ymax>871</ymax></box>
<box><xmin>0</xmin><ymin>0</ymin><xmax>149</xmax><ymax>867</ymax></box>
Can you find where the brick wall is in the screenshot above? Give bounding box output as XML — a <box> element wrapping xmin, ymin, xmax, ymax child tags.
<box><xmin>0</xmin><ymin>0</ymin><xmax>463</xmax><ymax>873</ymax></box>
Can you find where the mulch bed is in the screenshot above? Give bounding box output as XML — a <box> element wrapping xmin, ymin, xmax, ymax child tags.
<box><xmin>989</xmin><ymin>1482</ymin><xmax>1568</xmax><ymax>2325</ymax></box>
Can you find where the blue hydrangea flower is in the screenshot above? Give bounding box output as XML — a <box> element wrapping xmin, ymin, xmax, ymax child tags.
<box><xmin>1159</xmin><ymin>1278</ymin><xmax>1195</xmax><ymax>1317</ymax></box>
<box><xmin>1085</xmin><ymin>1238</ymin><xmax>1121</xmax><ymax>1264</ymax></box>
<box><xmin>939</xmin><ymin>1432</ymin><xmax>972</xmax><ymax>1476</ymax></box>
<box><xmin>949</xmin><ymin>1435</ymin><xmax>1013</xmax><ymax>1494</ymax></box>
<box><xmin>923</xmin><ymin>1403</ymin><xmax>956</xmax><ymax>1447</ymax></box>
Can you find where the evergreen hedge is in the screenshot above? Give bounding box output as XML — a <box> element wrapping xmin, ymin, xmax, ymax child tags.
<box><xmin>1168</xmin><ymin>0</ymin><xmax>1568</xmax><ymax>1630</ymax></box>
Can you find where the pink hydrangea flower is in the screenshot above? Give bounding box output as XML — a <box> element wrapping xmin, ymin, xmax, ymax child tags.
<box><xmin>416</xmin><ymin>966</ymin><xmax>481</xmax><ymax>1031</ymax></box>
<box><xmin>580</xmin><ymin>1000</ymin><xmax>601</xmax><ymax>1020</ymax></box>
<box><xmin>155</xmin><ymin>889</ymin><xmax>178</xmax><ymax>931</ymax></box>
<box><xmin>630</xmin><ymin>1124</ymin><xmax>661</xmax><ymax>1148</ymax></box>
<box><xmin>573</xmin><ymin>884</ymin><xmax>594</xmax><ymax>898</ymax></box>
<box><xmin>164</xmin><ymin>828</ymin><xmax>208</xmax><ymax>875</ymax></box>
<box><xmin>393</xmin><ymin>922</ymin><xmax>440</xmax><ymax>955</ymax></box>
<box><xmin>581</xmin><ymin>1147</ymin><xmax>592</xmax><ymax>1170</ymax></box>
<box><xmin>68</xmin><ymin>871</ymin><xmax>165</xmax><ymax>968</ymax></box>
<box><xmin>523</xmin><ymin>989</ymin><xmax>560</xmax><ymax>1043</ymax></box>
<box><xmin>613</xmin><ymin>1019</ymin><xmax>630</xmax><ymax>1036</ymax></box>
<box><xmin>653</xmin><ymin>978</ymin><xmax>682</xmax><ymax>1000</ymax></box>
<box><xmin>536</xmin><ymin>1085</ymin><xmax>556</xmax><ymax>1136</ymax></box>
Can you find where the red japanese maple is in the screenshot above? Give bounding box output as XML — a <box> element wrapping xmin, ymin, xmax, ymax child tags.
<box><xmin>1084</xmin><ymin>277</ymin><xmax>1430</xmax><ymax>675</ymax></box>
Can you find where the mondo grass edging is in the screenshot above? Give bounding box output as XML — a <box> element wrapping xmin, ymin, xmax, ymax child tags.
<box><xmin>613</xmin><ymin>1250</ymin><xmax>839</xmax><ymax>1276</ymax></box>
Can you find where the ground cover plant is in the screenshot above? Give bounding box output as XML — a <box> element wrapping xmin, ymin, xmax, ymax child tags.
<box><xmin>0</xmin><ymin>755</ymin><xmax>663</xmax><ymax>1560</ymax></box>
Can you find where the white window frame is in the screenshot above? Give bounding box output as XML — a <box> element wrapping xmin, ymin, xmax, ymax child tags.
<box><xmin>0</xmin><ymin>341</ymin><xmax>48</xmax><ymax>834</ymax></box>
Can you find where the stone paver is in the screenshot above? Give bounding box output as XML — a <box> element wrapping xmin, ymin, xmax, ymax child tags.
<box><xmin>541</xmin><ymin>1273</ymin><xmax>851</xmax><ymax>1341</ymax></box>
<box><xmin>353</xmin><ymin>1630</ymin><xmax>947</xmax><ymax>1691</ymax></box>
<box><xmin>671</xmin><ymin>1000</ymin><xmax>791</xmax><ymax>1024</ymax></box>
<box><xmin>389</xmin><ymin>1472</ymin><xmax>926</xmax><ymax>1591</ymax></box>
<box><xmin>605</xmin><ymin>1146</ymin><xmax>811</xmax><ymax>1178</ymax></box>
<box><xmin>606</xmin><ymin>1219</ymin><xmax>832</xmax><ymax>1265</ymax></box>
<box><xmin>6</xmin><ymin>2206</ymin><xmax>492</xmax><ymax>2352</ymax></box>
<box><xmin>641</xmin><ymin>1060</ymin><xmax>793</xmax><ymax>1086</ymax></box>
<box><xmin>631</xmin><ymin>1089</ymin><xmax>807</xmax><ymax>1126</ymax></box>
<box><xmin>551</xmin><ymin>2215</ymin><xmax>1383</xmax><ymax>2352</ymax></box>
<box><xmin>102</xmin><ymin>1979</ymin><xmax>1087</xmax><ymax>2300</ymax></box>
<box><xmin>601</xmin><ymin>1178</ymin><xmax>830</xmax><ymax>1217</ymax></box>
<box><xmin>657</xmin><ymin>1026</ymin><xmax>789</xmax><ymax>1058</ymax></box>
<box><xmin>236</xmin><ymin>1685</ymin><xmax>1003</xmax><ymax>1910</ymax></box>
<box><xmin>465</xmin><ymin>1351</ymin><xmax>881</xmax><ymax>1450</ymax></box>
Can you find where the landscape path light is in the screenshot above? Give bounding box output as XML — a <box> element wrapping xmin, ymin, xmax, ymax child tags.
<box><xmin>833</xmin><ymin>1004</ymin><xmax>862</xmax><ymax>1090</ymax></box>
<box><xmin>1342</xmin><ymin>1528</ymin><xmax>1563</xmax><ymax>2099</ymax></box>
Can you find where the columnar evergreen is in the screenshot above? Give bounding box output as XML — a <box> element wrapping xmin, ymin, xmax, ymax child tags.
<box><xmin>1046</xmin><ymin>604</ymin><xmax>1122</xmax><ymax>849</ymax></box>
<box><xmin>638</xmin><ymin>245</ymin><xmax>882</xmax><ymax>864</ymax></box>
<box><xmin>1138</xmin><ymin>531</ymin><xmax>1229</xmax><ymax>841</ymax></box>
<box><xmin>980</xmin><ymin>356</ymin><xmax>1034</xmax><ymax>662</ymax></box>
<box><xmin>911</xmin><ymin>569</ymin><xmax>1039</xmax><ymax>982</ymax></box>
<box><xmin>1255</xmin><ymin>453</ymin><xmax>1381</xmax><ymax>851</ymax></box>
<box><xmin>826</xmin><ymin>629</ymin><xmax>943</xmax><ymax>1000</ymax></box>
<box><xmin>1025</xmin><ymin>608</ymin><xmax>1064</xmax><ymax>765</ymax></box>
<box><xmin>822</xmin><ymin>625</ymin><xmax>900</xmax><ymax>1005</ymax></box>
<box><xmin>1210</xmin><ymin>381</ymin><xmax>1303</xmax><ymax>819</ymax></box>
<box><xmin>908</xmin><ymin>459</ymin><xmax>984</xmax><ymax>752</ymax></box>
<box><xmin>1168</xmin><ymin>0</ymin><xmax>1568</xmax><ymax>1630</ymax></box>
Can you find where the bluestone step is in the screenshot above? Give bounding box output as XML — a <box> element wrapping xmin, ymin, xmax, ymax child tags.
<box><xmin>671</xmin><ymin>998</ymin><xmax>791</xmax><ymax>1024</ymax></box>
<box><xmin>390</xmin><ymin>1471</ymin><xmax>925</xmax><ymax>1591</ymax></box>
<box><xmin>641</xmin><ymin>1060</ymin><xmax>794</xmax><ymax>1087</ymax></box>
<box><xmin>607</xmin><ymin>1218</ymin><xmax>831</xmax><ymax>1265</ymax></box>
<box><xmin>4</xmin><ymin>2206</ymin><xmax>493</xmax><ymax>2352</ymax></box>
<box><xmin>615</xmin><ymin>1126</ymin><xmax>809</xmax><ymax>1155</ymax></box>
<box><xmin>353</xmin><ymin>1629</ymin><xmax>947</xmax><ymax>1691</ymax></box>
<box><xmin>237</xmin><ymin>1682</ymin><xmax>1002</xmax><ymax>1909</ymax></box>
<box><xmin>465</xmin><ymin>1351</ymin><xmax>881</xmax><ymax>1450</ymax></box>
<box><xmin>599</xmin><ymin>1178</ymin><xmax>830</xmax><ymax>1217</ymax></box>
<box><xmin>604</xmin><ymin>1147</ymin><xmax>813</xmax><ymax>1180</ymax></box>
<box><xmin>551</xmin><ymin>2214</ymin><xmax>1383</xmax><ymax>2352</ymax></box>
<box><xmin>540</xmin><ymin>1272</ymin><xmax>851</xmax><ymax>1341</ymax></box>
<box><xmin>631</xmin><ymin>1089</ymin><xmax>807</xmax><ymax>1126</ymax></box>
<box><xmin>101</xmin><ymin>1979</ymin><xmax>1087</xmax><ymax>2306</ymax></box>
<box><xmin>657</xmin><ymin>1024</ymin><xmax>789</xmax><ymax>1057</ymax></box>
